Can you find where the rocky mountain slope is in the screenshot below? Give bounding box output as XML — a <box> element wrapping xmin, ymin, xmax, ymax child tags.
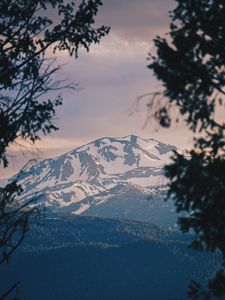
<box><xmin>5</xmin><ymin>135</ymin><xmax>178</xmax><ymax>226</ymax></box>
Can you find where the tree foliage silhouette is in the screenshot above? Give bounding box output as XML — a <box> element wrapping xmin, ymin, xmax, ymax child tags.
<box><xmin>148</xmin><ymin>1</ymin><xmax>225</xmax><ymax>299</ymax></box>
<box><xmin>0</xmin><ymin>0</ymin><xmax>109</xmax><ymax>298</ymax></box>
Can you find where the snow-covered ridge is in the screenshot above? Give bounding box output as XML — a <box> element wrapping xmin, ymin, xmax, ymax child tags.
<box><xmin>4</xmin><ymin>135</ymin><xmax>177</xmax><ymax>216</ymax></box>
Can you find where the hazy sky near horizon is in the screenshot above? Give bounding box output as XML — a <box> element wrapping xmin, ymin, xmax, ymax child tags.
<box><xmin>1</xmin><ymin>0</ymin><xmax>196</xmax><ymax>178</ymax></box>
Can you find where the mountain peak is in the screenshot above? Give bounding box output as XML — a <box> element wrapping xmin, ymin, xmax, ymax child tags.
<box><xmin>3</xmin><ymin>135</ymin><xmax>177</xmax><ymax>216</ymax></box>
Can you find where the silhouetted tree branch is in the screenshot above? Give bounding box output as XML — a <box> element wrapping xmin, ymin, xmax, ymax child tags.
<box><xmin>148</xmin><ymin>1</ymin><xmax>225</xmax><ymax>299</ymax></box>
<box><xmin>0</xmin><ymin>282</ymin><xmax>20</xmax><ymax>300</ymax></box>
<box><xmin>0</xmin><ymin>0</ymin><xmax>109</xmax><ymax>298</ymax></box>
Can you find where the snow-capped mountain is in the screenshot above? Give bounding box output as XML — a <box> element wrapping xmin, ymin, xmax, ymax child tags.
<box><xmin>5</xmin><ymin>135</ymin><xmax>177</xmax><ymax>225</ymax></box>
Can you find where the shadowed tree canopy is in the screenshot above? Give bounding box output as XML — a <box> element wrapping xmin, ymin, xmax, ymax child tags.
<box><xmin>0</xmin><ymin>0</ymin><xmax>109</xmax><ymax>167</ymax></box>
<box><xmin>148</xmin><ymin>1</ymin><xmax>225</xmax><ymax>299</ymax></box>
<box><xmin>0</xmin><ymin>1</ymin><xmax>109</xmax><ymax>298</ymax></box>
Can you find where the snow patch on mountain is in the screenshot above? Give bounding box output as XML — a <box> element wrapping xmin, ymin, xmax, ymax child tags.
<box><xmin>2</xmin><ymin>135</ymin><xmax>177</xmax><ymax>221</ymax></box>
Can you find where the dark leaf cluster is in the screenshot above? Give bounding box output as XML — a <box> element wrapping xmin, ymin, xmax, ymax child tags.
<box><xmin>148</xmin><ymin>1</ymin><xmax>225</xmax><ymax>298</ymax></box>
<box><xmin>0</xmin><ymin>0</ymin><xmax>109</xmax><ymax>167</ymax></box>
<box><xmin>0</xmin><ymin>1</ymin><xmax>109</xmax><ymax>298</ymax></box>
<box><xmin>0</xmin><ymin>181</ymin><xmax>35</xmax><ymax>266</ymax></box>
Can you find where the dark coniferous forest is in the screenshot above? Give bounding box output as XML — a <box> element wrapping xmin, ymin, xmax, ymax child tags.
<box><xmin>0</xmin><ymin>1</ymin><xmax>224</xmax><ymax>300</ymax></box>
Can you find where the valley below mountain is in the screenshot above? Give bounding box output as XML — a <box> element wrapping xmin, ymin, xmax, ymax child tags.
<box><xmin>2</xmin><ymin>136</ymin><xmax>219</xmax><ymax>300</ymax></box>
<box><xmin>0</xmin><ymin>215</ymin><xmax>217</xmax><ymax>300</ymax></box>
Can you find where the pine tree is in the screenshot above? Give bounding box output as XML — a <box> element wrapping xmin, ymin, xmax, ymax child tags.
<box><xmin>148</xmin><ymin>1</ymin><xmax>225</xmax><ymax>298</ymax></box>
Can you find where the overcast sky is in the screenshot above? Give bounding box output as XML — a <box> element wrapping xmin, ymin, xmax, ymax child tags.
<box><xmin>1</xmin><ymin>0</ymin><xmax>196</xmax><ymax>178</ymax></box>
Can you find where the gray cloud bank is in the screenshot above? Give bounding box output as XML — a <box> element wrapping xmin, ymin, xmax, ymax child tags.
<box><xmin>1</xmin><ymin>0</ymin><xmax>195</xmax><ymax>178</ymax></box>
<box><xmin>97</xmin><ymin>0</ymin><xmax>174</xmax><ymax>40</ymax></box>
